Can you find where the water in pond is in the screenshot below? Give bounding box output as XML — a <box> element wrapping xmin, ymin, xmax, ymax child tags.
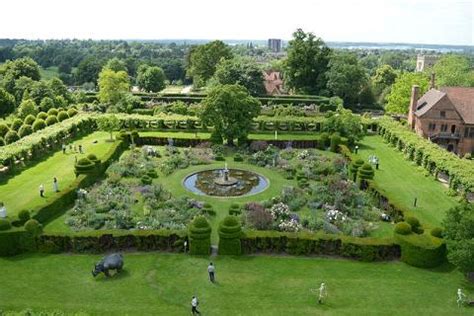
<box><xmin>183</xmin><ymin>169</ymin><xmax>269</xmax><ymax>197</ymax></box>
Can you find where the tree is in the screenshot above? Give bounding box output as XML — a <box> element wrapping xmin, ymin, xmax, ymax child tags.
<box><xmin>443</xmin><ymin>203</ymin><xmax>474</xmax><ymax>281</ymax></box>
<box><xmin>326</xmin><ymin>52</ymin><xmax>369</xmax><ymax>106</ymax></box>
<box><xmin>284</xmin><ymin>29</ymin><xmax>332</xmax><ymax>94</ymax></box>
<box><xmin>0</xmin><ymin>88</ymin><xmax>15</xmax><ymax>117</ymax></box>
<box><xmin>97</xmin><ymin>115</ymin><xmax>121</xmax><ymax>141</ymax></box>
<box><xmin>212</xmin><ymin>58</ymin><xmax>265</xmax><ymax>95</ymax></box>
<box><xmin>200</xmin><ymin>84</ymin><xmax>260</xmax><ymax>145</ymax></box>
<box><xmin>433</xmin><ymin>55</ymin><xmax>474</xmax><ymax>87</ymax></box>
<box><xmin>372</xmin><ymin>65</ymin><xmax>398</xmax><ymax>89</ymax></box>
<box><xmin>17</xmin><ymin>99</ymin><xmax>38</xmax><ymax>119</ymax></box>
<box><xmin>74</xmin><ymin>56</ymin><xmax>104</xmax><ymax>86</ymax></box>
<box><xmin>385</xmin><ymin>72</ymin><xmax>429</xmax><ymax>114</ymax></box>
<box><xmin>1</xmin><ymin>57</ymin><xmax>41</xmax><ymax>93</ymax></box>
<box><xmin>187</xmin><ymin>41</ymin><xmax>233</xmax><ymax>87</ymax></box>
<box><xmin>136</xmin><ymin>65</ymin><xmax>166</xmax><ymax>92</ymax></box>
<box><xmin>323</xmin><ymin>108</ymin><xmax>363</xmax><ymax>145</ymax></box>
<box><xmin>105</xmin><ymin>57</ymin><xmax>128</xmax><ymax>72</ymax></box>
<box><xmin>98</xmin><ymin>68</ymin><xmax>130</xmax><ymax>105</ymax></box>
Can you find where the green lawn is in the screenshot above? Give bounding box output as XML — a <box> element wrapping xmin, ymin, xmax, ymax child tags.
<box><xmin>356</xmin><ymin>135</ymin><xmax>459</xmax><ymax>228</ymax></box>
<box><xmin>161</xmin><ymin>85</ymin><xmax>185</xmax><ymax>94</ymax></box>
<box><xmin>139</xmin><ymin>130</ymin><xmax>320</xmax><ymax>141</ymax></box>
<box><xmin>0</xmin><ymin>253</ymin><xmax>471</xmax><ymax>315</ymax></box>
<box><xmin>0</xmin><ymin>132</ymin><xmax>115</xmax><ymax>217</ymax></box>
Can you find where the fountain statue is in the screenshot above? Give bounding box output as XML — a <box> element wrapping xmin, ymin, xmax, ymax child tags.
<box><xmin>214</xmin><ymin>163</ymin><xmax>238</xmax><ymax>186</ymax></box>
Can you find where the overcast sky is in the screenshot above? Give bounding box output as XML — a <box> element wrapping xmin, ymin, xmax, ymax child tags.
<box><xmin>0</xmin><ymin>0</ymin><xmax>472</xmax><ymax>45</ymax></box>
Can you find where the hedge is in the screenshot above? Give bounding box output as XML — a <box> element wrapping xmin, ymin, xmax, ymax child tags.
<box><xmin>395</xmin><ymin>233</ymin><xmax>446</xmax><ymax>268</ymax></box>
<box><xmin>37</xmin><ymin>230</ymin><xmax>186</xmax><ymax>254</ymax></box>
<box><xmin>218</xmin><ymin>216</ymin><xmax>242</xmax><ymax>255</ymax></box>
<box><xmin>377</xmin><ymin>116</ymin><xmax>474</xmax><ymax>196</ymax></box>
<box><xmin>188</xmin><ymin>216</ymin><xmax>211</xmax><ymax>255</ymax></box>
<box><xmin>241</xmin><ymin>231</ymin><xmax>400</xmax><ymax>261</ymax></box>
<box><xmin>0</xmin><ymin>230</ymin><xmax>35</xmax><ymax>256</ymax></box>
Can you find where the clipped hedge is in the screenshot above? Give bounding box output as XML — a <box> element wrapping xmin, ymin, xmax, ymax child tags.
<box><xmin>241</xmin><ymin>231</ymin><xmax>400</xmax><ymax>261</ymax></box>
<box><xmin>377</xmin><ymin>116</ymin><xmax>474</xmax><ymax>195</ymax></box>
<box><xmin>36</xmin><ymin>230</ymin><xmax>186</xmax><ymax>254</ymax></box>
<box><xmin>218</xmin><ymin>216</ymin><xmax>242</xmax><ymax>255</ymax></box>
<box><xmin>188</xmin><ymin>216</ymin><xmax>211</xmax><ymax>255</ymax></box>
<box><xmin>0</xmin><ymin>230</ymin><xmax>35</xmax><ymax>256</ymax></box>
<box><xmin>395</xmin><ymin>233</ymin><xmax>446</xmax><ymax>268</ymax></box>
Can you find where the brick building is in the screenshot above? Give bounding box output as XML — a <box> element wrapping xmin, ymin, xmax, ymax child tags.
<box><xmin>408</xmin><ymin>75</ymin><xmax>474</xmax><ymax>156</ymax></box>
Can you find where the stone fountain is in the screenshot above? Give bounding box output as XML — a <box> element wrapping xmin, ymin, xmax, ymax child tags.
<box><xmin>213</xmin><ymin>163</ymin><xmax>238</xmax><ymax>186</ymax></box>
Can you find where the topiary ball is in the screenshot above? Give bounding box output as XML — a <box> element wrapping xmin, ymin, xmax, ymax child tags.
<box><xmin>0</xmin><ymin>123</ymin><xmax>9</xmax><ymax>137</ymax></box>
<box><xmin>11</xmin><ymin>118</ymin><xmax>23</xmax><ymax>131</ymax></box>
<box><xmin>18</xmin><ymin>124</ymin><xmax>33</xmax><ymax>138</ymax></box>
<box><xmin>0</xmin><ymin>218</ymin><xmax>12</xmax><ymax>231</ymax></box>
<box><xmin>405</xmin><ymin>216</ymin><xmax>420</xmax><ymax>229</ymax></box>
<box><xmin>430</xmin><ymin>227</ymin><xmax>443</xmax><ymax>238</ymax></box>
<box><xmin>57</xmin><ymin>111</ymin><xmax>69</xmax><ymax>122</ymax></box>
<box><xmin>24</xmin><ymin>114</ymin><xmax>36</xmax><ymax>125</ymax></box>
<box><xmin>47</xmin><ymin>108</ymin><xmax>59</xmax><ymax>116</ymax></box>
<box><xmin>394</xmin><ymin>222</ymin><xmax>412</xmax><ymax>235</ymax></box>
<box><xmin>46</xmin><ymin>115</ymin><xmax>59</xmax><ymax>126</ymax></box>
<box><xmin>4</xmin><ymin>130</ymin><xmax>19</xmax><ymax>144</ymax></box>
<box><xmin>67</xmin><ymin>108</ymin><xmax>78</xmax><ymax>117</ymax></box>
<box><xmin>87</xmin><ymin>153</ymin><xmax>98</xmax><ymax>162</ymax></box>
<box><xmin>37</xmin><ymin>112</ymin><xmax>48</xmax><ymax>120</ymax></box>
<box><xmin>24</xmin><ymin>219</ymin><xmax>42</xmax><ymax>235</ymax></box>
<box><xmin>18</xmin><ymin>209</ymin><xmax>31</xmax><ymax>222</ymax></box>
<box><xmin>141</xmin><ymin>175</ymin><xmax>152</xmax><ymax>185</ymax></box>
<box><xmin>32</xmin><ymin>119</ymin><xmax>46</xmax><ymax>131</ymax></box>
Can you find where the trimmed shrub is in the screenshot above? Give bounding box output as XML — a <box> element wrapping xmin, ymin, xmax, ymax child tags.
<box><xmin>18</xmin><ymin>210</ymin><xmax>31</xmax><ymax>223</ymax></box>
<box><xmin>202</xmin><ymin>203</ymin><xmax>215</xmax><ymax>216</ymax></box>
<box><xmin>37</xmin><ymin>112</ymin><xmax>48</xmax><ymax>120</ymax></box>
<box><xmin>46</xmin><ymin>115</ymin><xmax>59</xmax><ymax>126</ymax></box>
<box><xmin>358</xmin><ymin>163</ymin><xmax>374</xmax><ymax>188</ymax></box>
<box><xmin>234</xmin><ymin>153</ymin><xmax>243</xmax><ymax>162</ymax></box>
<box><xmin>189</xmin><ymin>216</ymin><xmax>211</xmax><ymax>255</ymax></box>
<box><xmin>18</xmin><ymin>124</ymin><xmax>33</xmax><ymax>138</ymax></box>
<box><xmin>395</xmin><ymin>233</ymin><xmax>446</xmax><ymax>268</ymax></box>
<box><xmin>141</xmin><ymin>175</ymin><xmax>153</xmax><ymax>185</ymax></box>
<box><xmin>0</xmin><ymin>219</ymin><xmax>12</xmax><ymax>231</ymax></box>
<box><xmin>405</xmin><ymin>216</ymin><xmax>423</xmax><ymax>234</ymax></box>
<box><xmin>67</xmin><ymin>108</ymin><xmax>78</xmax><ymax>117</ymax></box>
<box><xmin>218</xmin><ymin>216</ymin><xmax>242</xmax><ymax>255</ymax></box>
<box><xmin>24</xmin><ymin>219</ymin><xmax>43</xmax><ymax>236</ymax></box>
<box><xmin>0</xmin><ymin>123</ymin><xmax>9</xmax><ymax>137</ymax></box>
<box><xmin>0</xmin><ymin>137</ymin><xmax>4</xmax><ymax>146</ymax></box>
<box><xmin>319</xmin><ymin>132</ymin><xmax>330</xmax><ymax>149</ymax></box>
<box><xmin>394</xmin><ymin>222</ymin><xmax>412</xmax><ymax>235</ymax></box>
<box><xmin>24</xmin><ymin>114</ymin><xmax>36</xmax><ymax>125</ymax></box>
<box><xmin>349</xmin><ymin>159</ymin><xmax>364</xmax><ymax>181</ymax></box>
<box><xmin>57</xmin><ymin>111</ymin><xmax>69</xmax><ymax>122</ymax></box>
<box><xmin>229</xmin><ymin>203</ymin><xmax>241</xmax><ymax>215</ymax></box>
<box><xmin>430</xmin><ymin>227</ymin><xmax>443</xmax><ymax>238</ymax></box>
<box><xmin>147</xmin><ymin>169</ymin><xmax>158</xmax><ymax>178</ymax></box>
<box><xmin>4</xmin><ymin>130</ymin><xmax>19</xmax><ymax>144</ymax></box>
<box><xmin>86</xmin><ymin>153</ymin><xmax>100</xmax><ymax>164</ymax></box>
<box><xmin>32</xmin><ymin>119</ymin><xmax>46</xmax><ymax>131</ymax></box>
<box><xmin>330</xmin><ymin>133</ymin><xmax>341</xmax><ymax>152</ymax></box>
<box><xmin>74</xmin><ymin>157</ymin><xmax>96</xmax><ymax>175</ymax></box>
<box><xmin>47</xmin><ymin>108</ymin><xmax>59</xmax><ymax>116</ymax></box>
<box><xmin>215</xmin><ymin>154</ymin><xmax>225</xmax><ymax>161</ymax></box>
<box><xmin>11</xmin><ymin>118</ymin><xmax>23</xmax><ymax>131</ymax></box>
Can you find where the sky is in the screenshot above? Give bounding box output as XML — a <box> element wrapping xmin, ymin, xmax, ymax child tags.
<box><xmin>0</xmin><ymin>0</ymin><xmax>472</xmax><ymax>45</ymax></box>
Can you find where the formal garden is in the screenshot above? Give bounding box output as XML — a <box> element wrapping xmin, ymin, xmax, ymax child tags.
<box><xmin>0</xmin><ymin>55</ymin><xmax>473</xmax><ymax>315</ymax></box>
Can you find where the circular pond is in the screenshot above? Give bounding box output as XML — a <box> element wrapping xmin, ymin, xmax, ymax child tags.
<box><xmin>183</xmin><ymin>169</ymin><xmax>269</xmax><ymax>197</ymax></box>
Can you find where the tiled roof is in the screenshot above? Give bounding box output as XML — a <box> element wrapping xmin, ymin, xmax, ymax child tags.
<box><xmin>440</xmin><ymin>87</ymin><xmax>474</xmax><ymax>124</ymax></box>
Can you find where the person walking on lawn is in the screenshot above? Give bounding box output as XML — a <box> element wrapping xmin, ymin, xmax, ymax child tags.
<box><xmin>208</xmin><ymin>262</ymin><xmax>216</xmax><ymax>283</ymax></box>
<box><xmin>191</xmin><ymin>296</ymin><xmax>201</xmax><ymax>315</ymax></box>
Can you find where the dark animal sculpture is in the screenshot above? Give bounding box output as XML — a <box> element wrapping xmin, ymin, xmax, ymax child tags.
<box><xmin>92</xmin><ymin>253</ymin><xmax>124</xmax><ymax>277</ymax></box>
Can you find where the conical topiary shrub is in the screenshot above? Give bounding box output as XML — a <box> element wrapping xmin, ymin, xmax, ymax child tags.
<box><xmin>189</xmin><ymin>216</ymin><xmax>211</xmax><ymax>255</ymax></box>
<box><xmin>218</xmin><ymin>216</ymin><xmax>242</xmax><ymax>255</ymax></box>
<box><xmin>357</xmin><ymin>163</ymin><xmax>374</xmax><ymax>189</ymax></box>
<box><xmin>349</xmin><ymin>159</ymin><xmax>364</xmax><ymax>181</ymax></box>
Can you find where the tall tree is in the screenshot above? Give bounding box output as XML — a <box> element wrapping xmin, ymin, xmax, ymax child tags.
<box><xmin>212</xmin><ymin>58</ymin><xmax>265</xmax><ymax>95</ymax></box>
<box><xmin>326</xmin><ymin>52</ymin><xmax>369</xmax><ymax>106</ymax></box>
<box><xmin>284</xmin><ymin>29</ymin><xmax>332</xmax><ymax>94</ymax></box>
<box><xmin>443</xmin><ymin>203</ymin><xmax>474</xmax><ymax>282</ymax></box>
<box><xmin>385</xmin><ymin>72</ymin><xmax>429</xmax><ymax>114</ymax></box>
<box><xmin>433</xmin><ymin>55</ymin><xmax>474</xmax><ymax>87</ymax></box>
<box><xmin>105</xmin><ymin>57</ymin><xmax>128</xmax><ymax>72</ymax></box>
<box><xmin>201</xmin><ymin>84</ymin><xmax>260</xmax><ymax>145</ymax></box>
<box><xmin>98</xmin><ymin>68</ymin><xmax>130</xmax><ymax>105</ymax></box>
<box><xmin>74</xmin><ymin>56</ymin><xmax>104</xmax><ymax>86</ymax></box>
<box><xmin>187</xmin><ymin>41</ymin><xmax>233</xmax><ymax>87</ymax></box>
<box><xmin>1</xmin><ymin>57</ymin><xmax>41</xmax><ymax>93</ymax></box>
<box><xmin>0</xmin><ymin>88</ymin><xmax>15</xmax><ymax>117</ymax></box>
<box><xmin>97</xmin><ymin>115</ymin><xmax>121</xmax><ymax>141</ymax></box>
<box><xmin>136</xmin><ymin>65</ymin><xmax>166</xmax><ymax>92</ymax></box>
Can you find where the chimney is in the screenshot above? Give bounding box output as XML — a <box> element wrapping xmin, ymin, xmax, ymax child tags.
<box><xmin>430</xmin><ymin>72</ymin><xmax>436</xmax><ymax>89</ymax></box>
<box><xmin>408</xmin><ymin>85</ymin><xmax>420</xmax><ymax>129</ymax></box>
